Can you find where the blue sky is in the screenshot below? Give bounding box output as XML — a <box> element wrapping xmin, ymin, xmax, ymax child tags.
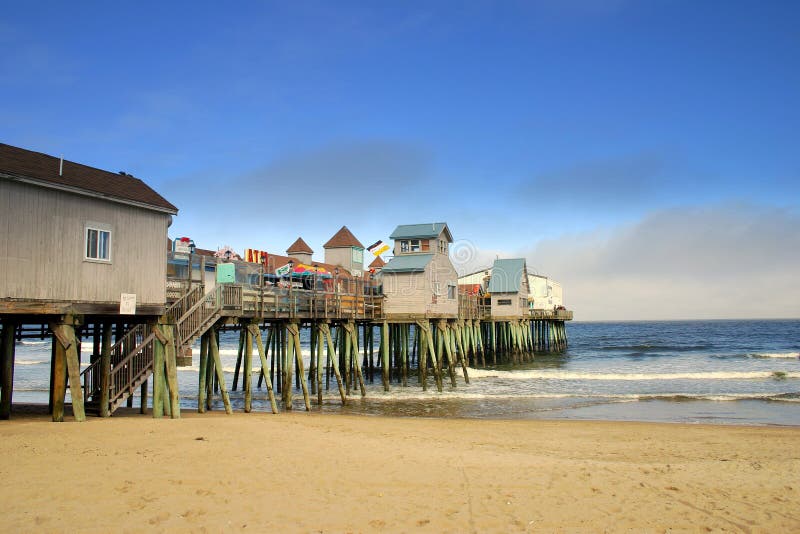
<box><xmin>3</xmin><ymin>1</ymin><xmax>798</xmax><ymax>319</ymax></box>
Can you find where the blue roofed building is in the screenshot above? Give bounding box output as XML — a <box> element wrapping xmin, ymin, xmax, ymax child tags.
<box><xmin>381</xmin><ymin>222</ymin><xmax>458</xmax><ymax>318</ymax></box>
<box><xmin>487</xmin><ymin>258</ymin><xmax>530</xmax><ymax>318</ymax></box>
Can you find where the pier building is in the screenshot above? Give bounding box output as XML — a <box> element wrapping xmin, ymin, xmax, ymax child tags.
<box><xmin>323</xmin><ymin>226</ymin><xmax>365</xmax><ymax>276</ymax></box>
<box><xmin>528</xmin><ymin>274</ymin><xmax>564</xmax><ymax>310</ymax></box>
<box><xmin>1</xmin><ymin>143</ymin><xmax>573</xmax><ymax>422</ymax></box>
<box><xmin>381</xmin><ymin>223</ymin><xmax>458</xmax><ymax>319</ymax></box>
<box><xmin>488</xmin><ymin>258</ymin><xmax>530</xmax><ymax>319</ymax></box>
<box><xmin>0</xmin><ymin>143</ymin><xmax>178</xmax><ymax>421</ymax></box>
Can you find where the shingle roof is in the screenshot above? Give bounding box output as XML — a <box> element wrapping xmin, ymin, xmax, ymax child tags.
<box><xmin>381</xmin><ymin>254</ymin><xmax>434</xmax><ymax>273</ymax></box>
<box><xmin>488</xmin><ymin>258</ymin><xmax>527</xmax><ymax>293</ymax></box>
<box><xmin>368</xmin><ymin>256</ymin><xmax>386</xmax><ymax>268</ymax></box>
<box><xmin>390</xmin><ymin>222</ymin><xmax>452</xmax><ymax>242</ymax></box>
<box><xmin>323</xmin><ymin>226</ymin><xmax>364</xmax><ymax>248</ymax></box>
<box><xmin>287</xmin><ymin>237</ymin><xmax>314</xmax><ymax>254</ymax></box>
<box><xmin>0</xmin><ymin>143</ymin><xmax>177</xmax><ymax>214</ymax></box>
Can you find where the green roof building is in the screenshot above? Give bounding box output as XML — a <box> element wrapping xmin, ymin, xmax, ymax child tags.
<box><xmin>381</xmin><ymin>222</ymin><xmax>458</xmax><ymax>318</ymax></box>
<box><xmin>488</xmin><ymin>258</ymin><xmax>530</xmax><ymax>318</ymax></box>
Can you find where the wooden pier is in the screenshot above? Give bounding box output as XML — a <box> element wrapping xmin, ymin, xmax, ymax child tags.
<box><xmin>1</xmin><ymin>270</ymin><xmax>573</xmax><ymax>421</ymax></box>
<box><xmin>0</xmin><ymin>144</ymin><xmax>573</xmax><ymax>422</ymax></box>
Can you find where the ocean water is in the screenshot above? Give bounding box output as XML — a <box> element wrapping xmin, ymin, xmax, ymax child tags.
<box><xmin>10</xmin><ymin>320</ymin><xmax>800</xmax><ymax>426</ymax></box>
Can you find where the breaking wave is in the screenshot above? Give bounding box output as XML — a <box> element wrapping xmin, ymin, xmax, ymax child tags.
<box><xmin>466</xmin><ymin>368</ymin><xmax>800</xmax><ymax>381</ymax></box>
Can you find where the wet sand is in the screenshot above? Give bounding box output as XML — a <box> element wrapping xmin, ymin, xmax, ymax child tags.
<box><xmin>0</xmin><ymin>412</ymin><xmax>798</xmax><ymax>532</ymax></box>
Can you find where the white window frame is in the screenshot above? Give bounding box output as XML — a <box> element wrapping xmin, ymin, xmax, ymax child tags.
<box><xmin>400</xmin><ymin>239</ymin><xmax>422</xmax><ymax>253</ymax></box>
<box><xmin>84</xmin><ymin>222</ymin><xmax>112</xmax><ymax>263</ymax></box>
<box><xmin>447</xmin><ymin>284</ymin><xmax>456</xmax><ymax>300</ymax></box>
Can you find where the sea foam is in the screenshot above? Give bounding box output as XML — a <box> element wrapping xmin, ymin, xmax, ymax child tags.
<box><xmin>465</xmin><ymin>368</ymin><xmax>800</xmax><ymax>381</ymax></box>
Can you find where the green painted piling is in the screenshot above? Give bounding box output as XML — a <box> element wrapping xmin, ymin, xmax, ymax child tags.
<box><xmin>381</xmin><ymin>322</ymin><xmax>390</xmax><ymax>392</ymax></box>
<box><xmin>163</xmin><ymin>324</ymin><xmax>181</xmax><ymax>418</ymax></box>
<box><xmin>321</xmin><ymin>323</ymin><xmax>346</xmax><ymax>404</ymax></box>
<box><xmin>244</xmin><ymin>322</ymin><xmax>253</xmax><ymax>412</ymax></box>
<box><xmin>289</xmin><ymin>323</ymin><xmax>311</xmax><ymax>411</ymax></box>
<box><xmin>232</xmin><ymin>328</ymin><xmax>245</xmax><ymax>391</ymax></box>
<box><xmin>250</xmin><ymin>324</ymin><xmax>278</xmax><ymax>414</ymax></box>
<box><xmin>209</xmin><ymin>327</ymin><xmax>232</xmax><ymax>414</ymax></box>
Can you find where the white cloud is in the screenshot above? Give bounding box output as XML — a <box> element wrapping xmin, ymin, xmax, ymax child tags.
<box><xmin>520</xmin><ymin>203</ymin><xmax>800</xmax><ymax>320</ymax></box>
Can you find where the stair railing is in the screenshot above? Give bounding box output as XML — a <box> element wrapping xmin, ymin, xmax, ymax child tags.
<box><xmin>108</xmin><ymin>325</ymin><xmax>156</xmax><ymax>410</ymax></box>
<box><xmin>176</xmin><ymin>285</ymin><xmax>224</xmax><ymax>347</ymax></box>
<box><xmin>80</xmin><ymin>322</ymin><xmax>156</xmax><ymax>409</ymax></box>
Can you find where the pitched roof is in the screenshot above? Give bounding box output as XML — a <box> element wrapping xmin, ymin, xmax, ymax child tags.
<box><xmin>487</xmin><ymin>258</ymin><xmax>527</xmax><ymax>293</ymax></box>
<box><xmin>382</xmin><ymin>254</ymin><xmax>434</xmax><ymax>273</ymax></box>
<box><xmin>390</xmin><ymin>222</ymin><xmax>452</xmax><ymax>242</ymax></box>
<box><xmin>368</xmin><ymin>256</ymin><xmax>386</xmax><ymax>268</ymax></box>
<box><xmin>323</xmin><ymin>226</ymin><xmax>364</xmax><ymax>248</ymax></box>
<box><xmin>0</xmin><ymin>143</ymin><xmax>177</xmax><ymax>214</ymax></box>
<box><xmin>287</xmin><ymin>237</ymin><xmax>313</xmax><ymax>254</ymax></box>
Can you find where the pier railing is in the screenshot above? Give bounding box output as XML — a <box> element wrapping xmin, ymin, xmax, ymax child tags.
<box><xmin>166</xmin><ymin>254</ymin><xmax>570</xmax><ymax>322</ymax></box>
<box><xmin>238</xmin><ymin>286</ymin><xmax>383</xmax><ymax>320</ymax></box>
<box><xmin>529</xmin><ymin>309</ymin><xmax>573</xmax><ymax>320</ymax></box>
<box><xmin>108</xmin><ymin>324</ymin><xmax>155</xmax><ymax>411</ymax></box>
<box><xmin>80</xmin><ymin>322</ymin><xmax>155</xmax><ymax>410</ymax></box>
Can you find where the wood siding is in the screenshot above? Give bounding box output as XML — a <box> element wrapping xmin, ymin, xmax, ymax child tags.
<box><xmin>490</xmin><ymin>271</ymin><xmax>529</xmax><ymax>318</ymax></box>
<box><xmin>382</xmin><ymin>249</ymin><xmax>458</xmax><ymax>317</ymax></box>
<box><xmin>0</xmin><ymin>180</ymin><xmax>169</xmax><ymax>306</ymax></box>
<box><xmin>323</xmin><ymin>247</ymin><xmax>362</xmax><ymax>276</ymax></box>
<box><xmin>393</xmin><ymin>238</ymin><xmax>449</xmax><ymax>256</ymax></box>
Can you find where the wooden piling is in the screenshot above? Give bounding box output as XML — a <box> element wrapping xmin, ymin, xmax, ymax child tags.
<box><xmin>439</xmin><ymin>321</ymin><xmax>457</xmax><ymax>388</ymax></box>
<box><xmin>140</xmin><ymin>378</ymin><xmax>148</xmax><ymax>415</ymax></box>
<box><xmin>50</xmin><ymin>321</ymin><xmax>85</xmax><ymax>422</ymax></box>
<box><xmin>162</xmin><ymin>323</ymin><xmax>181</xmax><ymax>418</ymax></box>
<box><xmin>401</xmin><ymin>324</ymin><xmax>408</xmax><ymax>387</ymax></box>
<box><xmin>422</xmin><ymin>322</ymin><xmax>442</xmax><ymax>393</ymax></box>
<box><xmin>283</xmin><ymin>323</ymin><xmax>294</xmax><ymax>409</ymax></box>
<box><xmin>249</xmin><ymin>324</ymin><xmax>278</xmax><ymax>413</ymax></box>
<box><xmin>51</xmin><ymin>330</ymin><xmax>67</xmax><ymax>422</ymax></box>
<box><xmin>205</xmin><ymin>337</ymin><xmax>215</xmax><ymax>411</ymax></box>
<box><xmin>454</xmin><ymin>321</ymin><xmax>470</xmax><ymax>384</ymax></box>
<box><xmin>381</xmin><ymin>322</ymin><xmax>390</xmax><ymax>392</ymax></box>
<box><xmin>321</xmin><ymin>323</ymin><xmax>346</xmax><ymax>404</ymax></box>
<box><xmin>289</xmin><ymin>322</ymin><xmax>311</xmax><ymax>411</ymax></box>
<box><xmin>99</xmin><ymin>323</ymin><xmax>112</xmax><ymax>417</ymax></box>
<box><xmin>198</xmin><ymin>332</ymin><xmax>209</xmax><ymax>413</ymax></box>
<box><xmin>345</xmin><ymin>322</ymin><xmax>366</xmax><ymax>397</ymax></box>
<box><xmin>316</xmin><ymin>323</ymin><xmax>324</xmax><ymax>405</ymax></box>
<box><xmin>244</xmin><ymin>322</ymin><xmax>253</xmax><ymax>412</ymax></box>
<box><xmin>343</xmin><ymin>322</ymin><xmax>352</xmax><ymax>396</ymax></box>
<box><xmin>152</xmin><ymin>322</ymin><xmax>165</xmax><ymax>418</ymax></box>
<box><xmin>209</xmin><ymin>326</ymin><xmax>232</xmax><ymax>414</ymax></box>
<box><xmin>232</xmin><ymin>328</ymin><xmax>244</xmax><ymax>391</ymax></box>
<box><xmin>0</xmin><ymin>321</ymin><xmax>16</xmax><ymax>419</ymax></box>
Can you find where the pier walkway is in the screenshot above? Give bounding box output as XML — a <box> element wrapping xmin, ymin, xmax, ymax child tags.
<box><xmin>2</xmin><ymin>260</ymin><xmax>572</xmax><ymax>422</ymax></box>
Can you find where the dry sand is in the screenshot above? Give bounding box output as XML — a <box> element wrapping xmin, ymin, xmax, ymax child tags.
<box><xmin>0</xmin><ymin>411</ymin><xmax>798</xmax><ymax>532</ymax></box>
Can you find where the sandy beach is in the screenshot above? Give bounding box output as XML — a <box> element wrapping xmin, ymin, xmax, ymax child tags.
<box><xmin>0</xmin><ymin>412</ymin><xmax>798</xmax><ymax>532</ymax></box>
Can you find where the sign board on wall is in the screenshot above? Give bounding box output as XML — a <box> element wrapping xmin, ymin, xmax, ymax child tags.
<box><xmin>216</xmin><ymin>263</ymin><xmax>236</xmax><ymax>284</ymax></box>
<box><xmin>244</xmin><ymin>248</ymin><xmax>268</xmax><ymax>263</ymax></box>
<box><xmin>351</xmin><ymin>247</ymin><xmax>364</xmax><ymax>264</ymax></box>
<box><xmin>120</xmin><ymin>293</ymin><xmax>136</xmax><ymax>315</ymax></box>
<box><xmin>173</xmin><ymin>237</ymin><xmax>194</xmax><ymax>254</ymax></box>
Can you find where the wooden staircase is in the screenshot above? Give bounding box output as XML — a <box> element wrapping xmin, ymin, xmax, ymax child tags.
<box><xmin>167</xmin><ymin>284</ymin><xmax>225</xmax><ymax>359</ymax></box>
<box><xmin>80</xmin><ymin>284</ymin><xmax>226</xmax><ymax>416</ymax></box>
<box><xmin>82</xmin><ymin>323</ymin><xmax>156</xmax><ymax>415</ymax></box>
